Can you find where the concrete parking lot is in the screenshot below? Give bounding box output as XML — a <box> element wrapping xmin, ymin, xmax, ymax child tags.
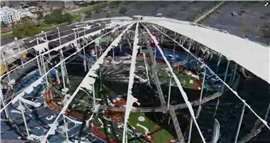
<box><xmin>85</xmin><ymin>1</ymin><xmax>214</xmax><ymax>21</ymax></box>
<box><xmin>201</xmin><ymin>1</ymin><xmax>270</xmax><ymax>44</ymax></box>
<box><xmin>85</xmin><ymin>1</ymin><xmax>269</xmax><ymax>45</ymax></box>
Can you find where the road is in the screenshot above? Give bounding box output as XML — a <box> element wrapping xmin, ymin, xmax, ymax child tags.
<box><xmin>193</xmin><ymin>2</ymin><xmax>225</xmax><ymax>23</ymax></box>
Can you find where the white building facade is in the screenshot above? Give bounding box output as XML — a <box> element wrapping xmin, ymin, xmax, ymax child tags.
<box><xmin>0</xmin><ymin>7</ymin><xmax>21</xmax><ymax>25</ymax></box>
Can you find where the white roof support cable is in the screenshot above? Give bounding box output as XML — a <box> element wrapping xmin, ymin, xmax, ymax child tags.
<box><xmin>0</xmin><ymin>24</ymin><xmax>127</xmax><ymax>114</ymax></box>
<box><xmin>142</xmin><ymin>23</ymin><xmax>206</xmax><ymax>143</ymax></box>
<box><xmin>151</xmin><ymin>24</ymin><xmax>270</xmax><ymax>130</ymax></box>
<box><xmin>41</xmin><ymin>22</ymin><xmax>135</xmax><ymax>143</ymax></box>
<box><xmin>122</xmin><ymin>22</ymin><xmax>139</xmax><ymax>143</ymax></box>
<box><xmin>0</xmin><ymin>24</ymin><xmax>108</xmax><ymax>79</ymax></box>
<box><xmin>234</xmin><ymin>104</ymin><xmax>246</xmax><ymax>143</ymax></box>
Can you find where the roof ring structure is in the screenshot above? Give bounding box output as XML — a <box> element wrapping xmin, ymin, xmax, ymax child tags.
<box><xmin>0</xmin><ymin>16</ymin><xmax>269</xmax><ymax>143</ymax></box>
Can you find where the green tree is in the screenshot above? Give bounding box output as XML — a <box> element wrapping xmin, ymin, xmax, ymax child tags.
<box><xmin>35</xmin><ymin>11</ymin><xmax>44</xmax><ymax>20</ymax></box>
<box><xmin>260</xmin><ymin>25</ymin><xmax>270</xmax><ymax>38</ymax></box>
<box><xmin>63</xmin><ymin>13</ymin><xmax>73</xmax><ymax>24</ymax></box>
<box><xmin>109</xmin><ymin>1</ymin><xmax>121</xmax><ymax>6</ymax></box>
<box><xmin>119</xmin><ymin>7</ymin><xmax>127</xmax><ymax>14</ymax></box>
<box><xmin>51</xmin><ymin>9</ymin><xmax>64</xmax><ymax>24</ymax></box>
<box><xmin>106</xmin><ymin>13</ymin><xmax>111</xmax><ymax>18</ymax></box>
<box><xmin>44</xmin><ymin>9</ymin><xmax>73</xmax><ymax>24</ymax></box>
<box><xmin>44</xmin><ymin>14</ymin><xmax>53</xmax><ymax>24</ymax></box>
<box><xmin>12</xmin><ymin>19</ymin><xmax>40</xmax><ymax>38</ymax></box>
<box><xmin>1</xmin><ymin>21</ymin><xmax>6</xmax><ymax>28</ymax></box>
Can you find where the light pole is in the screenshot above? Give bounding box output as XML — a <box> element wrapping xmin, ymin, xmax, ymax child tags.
<box><xmin>14</xmin><ymin>37</ymin><xmax>25</xmax><ymax>69</ymax></box>
<box><xmin>41</xmin><ymin>31</ymin><xmax>51</xmax><ymax>60</ymax></box>
<box><xmin>57</xmin><ymin>27</ymin><xmax>61</xmax><ymax>45</ymax></box>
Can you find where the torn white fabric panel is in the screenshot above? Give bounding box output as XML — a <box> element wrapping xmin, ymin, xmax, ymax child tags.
<box><xmin>146</xmin><ymin>17</ymin><xmax>270</xmax><ymax>84</ymax></box>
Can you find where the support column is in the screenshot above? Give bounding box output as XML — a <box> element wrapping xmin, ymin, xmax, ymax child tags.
<box><xmin>234</xmin><ymin>104</ymin><xmax>246</xmax><ymax>143</ymax></box>
<box><xmin>232</xmin><ymin>63</ymin><xmax>238</xmax><ymax>82</ymax></box>
<box><xmin>99</xmin><ymin>70</ymin><xmax>102</xmax><ymax>91</ymax></box>
<box><xmin>36</xmin><ymin>37</ymin><xmax>42</xmax><ymax>76</ymax></box>
<box><xmin>197</xmin><ymin>65</ymin><xmax>206</xmax><ymax>118</ymax></box>
<box><xmin>63</xmin><ymin>116</ymin><xmax>69</xmax><ymax>142</ymax></box>
<box><xmin>186</xmin><ymin>40</ymin><xmax>193</xmax><ymax>61</ymax></box>
<box><xmin>167</xmin><ymin>76</ymin><xmax>172</xmax><ymax>110</ymax></box>
<box><xmin>161</xmin><ymin>28</ymin><xmax>164</xmax><ymax>44</ymax></box>
<box><xmin>0</xmin><ymin>92</ymin><xmax>10</xmax><ymax>119</ymax></box>
<box><xmin>146</xmin><ymin>42</ymin><xmax>166</xmax><ymax>108</ymax></box>
<box><xmin>169</xmin><ymin>106</ymin><xmax>185</xmax><ymax>143</ymax></box>
<box><xmin>214</xmin><ymin>60</ymin><xmax>230</xmax><ymax>118</ymax></box>
<box><xmin>216</xmin><ymin>54</ymin><xmax>222</xmax><ymax>73</ymax></box>
<box><xmin>92</xmin><ymin>83</ymin><xmax>96</xmax><ymax>107</ymax></box>
<box><xmin>112</xmin><ymin>46</ymin><xmax>115</xmax><ymax>65</ymax></box>
<box><xmin>57</xmin><ymin>27</ymin><xmax>70</xmax><ymax>86</ymax></box>
<box><xmin>188</xmin><ymin>66</ymin><xmax>206</xmax><ymax>143</ymax></box>
<box><xmin>41</xmin><ymin>31</ymin><xmax>51</xmax><ymax>61</ymax></box>
<box><xmin>173</xmin><ymin>33</ymin><xmax>176</xmax><ymax>66</ymax></box>
<box><xmin>95</xmin><ymin>44</ymin><xmax>98</xmax><ymax>61</ymax></box>
<box><xmin>19</xmin><ymin>100</ymin><xmax>30</xmax><ymax>136</ymax></box>
<box><xmin>64</xmin><ymin>61</ymin><xmax>70</xmax><ymax>85</ymax></box>
<box><xmin>1</xmin><ymin>53</ymin><xmax>11</xmax><ymax>82</ymax></box>
<box><xmin>143</xmin><ymin>52</ymin><xmax>151</xmax><ymax>86</ymax></box>
<box><xmin>82</xmin><ymin>26</ymin><xmax>87</xmax><ymax>72</ymax></box>
<box><xmin>83</xmin><ymin>46</ymin><xmax>87</xmax><ymax>72</ymax></box>
<box><xmin>15</xmin><ymin>37</ymin><xmax>25</xmax><ymax>69</ymax></box>
<box><xmin>41</xmin><ymin>55</ymin><xmax>49</xmax><ymax>88</ymax></box>
<box><xmin>57</xmin><ymin>27</ymin><xmax>62</xmax><ymax>45</ymax></box>
<box><xmin>221</xmin><ymin>60</ymin><xmax>230</xmax><ymax>93</ymax></box>
<box><xmin>60</xmin><ymin>49</ymin><xmax>69</xmax><ymax>92</ymax></box>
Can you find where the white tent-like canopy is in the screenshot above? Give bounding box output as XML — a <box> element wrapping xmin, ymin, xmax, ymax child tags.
<box><xmin>142</xmin><ymin>16</ymin><xmax>270</xmax><ymax>84</ymax></box>
<box><xmin>1</xmin><ymin>16</ymin><xmax>270</xmax><ymax>143</ymax></box>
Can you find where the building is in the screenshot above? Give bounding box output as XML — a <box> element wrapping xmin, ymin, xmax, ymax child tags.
<box><xmin>18</xmin><ymin>8</ymin><xmax>34</xmax><ymax>18</ymax></box>
<box><xmin>0</xmin><ymin>0</ymin><xmax>32</xmax><ymax>7</ymax></box>
<box><xmin>0</xmin><ymin>7</ymin><xmax>21</xmax><ymax>25</ymax></box>
<box><xmin>28</xmin><ymin>6</ymin><xmax>38</xmax><ymax>13</ymax></box>
<box><xmin>0</xmin><ymin>1</ymin><xmax>9</xmax><ymax>7</ymax></box>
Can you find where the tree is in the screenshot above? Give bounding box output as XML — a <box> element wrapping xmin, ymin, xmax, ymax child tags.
<box><xmin>44</xmin><ymin>14</ymin><xmax>53</xmax><ymax>24</ymax></box>
<box><xmin>1</xmin><ymin>21</ymin><xmax>6</xmax><ymax>28</ymax></box>
<box><xmin>110</xmin><ymin>1</ymin><xmax>121</xmax><ymax>6</ymax></box>
<box><xmin>260</xmin><ymin>25</ymin><xmax>270</xmax><ymax>38</ymax></box>
<box><xmin>63</xmin><ymin>13</ymin><xmax>73</xmax><ymax>24</ymax></box>
<box><xmin>12</xmin><ymin>19</ymin><xmax>40</xmax><ymax>38</ymax></box>
<box><xmin>35</xmin><ymin>11</ymin><xmax>44</xmax><ymax>20</ymax></box>
<box><xmin>106</xmin><ymin>13</ymin><xmax>111</xmax><ymax>18</ymax></box>
<box><xmin>44</xmin><ymin>9</ymin><xmax>73</xmax><ymax>24</ymax></box>
<box><xmin>119</xmin><ymin>7</ymin><xmax>127</xmax><ymax>14</ymax></box>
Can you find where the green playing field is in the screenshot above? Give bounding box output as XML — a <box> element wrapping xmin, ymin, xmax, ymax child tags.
<box><xmin>128</xmin><ymin>112</ymin><xmax>174</xmax><ymax>143</ymax></box>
